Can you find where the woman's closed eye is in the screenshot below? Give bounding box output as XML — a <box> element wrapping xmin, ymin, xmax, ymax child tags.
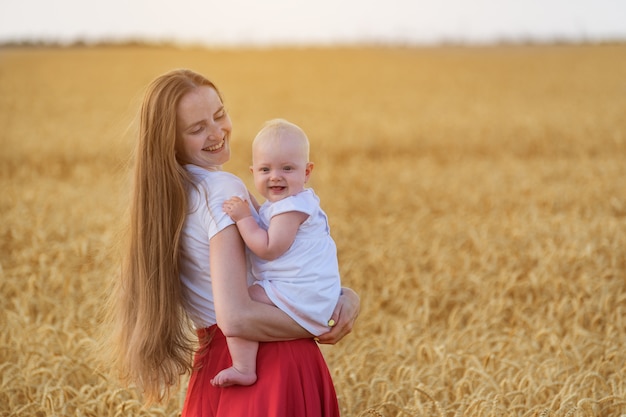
<box><xmin>215</xmin><ymin>108</ymin><xmax>226</xmax><ymax>119</ymax></box>
<box><xmin>190</xmin><ymin>125</ymin><xmax>205</xmax><ymax>134</ymax></box>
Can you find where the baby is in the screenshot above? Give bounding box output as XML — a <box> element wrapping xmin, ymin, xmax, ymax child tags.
<box><xmin>211</xmin><ymin>119</ymin><xmax>342</xmax><ymax>387</ymax></box>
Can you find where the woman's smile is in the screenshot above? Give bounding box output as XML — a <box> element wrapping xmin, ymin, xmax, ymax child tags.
<box><xmin>203</xmin><ymin>138</ymin><xmax>226</xmax><ymax>152</ymax></box>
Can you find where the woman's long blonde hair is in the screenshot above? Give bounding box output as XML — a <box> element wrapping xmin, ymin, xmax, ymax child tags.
<box><xmin>107</xmin><ymin>69</ymin><xmax>221</xmax><ymax>404</ymax></box>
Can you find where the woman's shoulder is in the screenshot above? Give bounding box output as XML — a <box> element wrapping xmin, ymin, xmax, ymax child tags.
<box><xmin>185</xmin><ymin>166</ymin><xmax>246</xmax><ymax>191</ymax></box>
<box><xmin>185</xmin><ymin>165</ymin><xmax>241</xmax><ymax>182</ymax></box>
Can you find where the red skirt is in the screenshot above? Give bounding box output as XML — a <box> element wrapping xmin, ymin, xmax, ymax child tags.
<box><xmin>181</xmin><ymin>325</ymin><xmax>340</xmax><ymax>417</ymax></box>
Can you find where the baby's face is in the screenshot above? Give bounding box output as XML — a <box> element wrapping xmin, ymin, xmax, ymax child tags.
<box><xmin>251</xmin><ymin>135</ymin><xmax>312</xmax><ymax>203</ymax></box>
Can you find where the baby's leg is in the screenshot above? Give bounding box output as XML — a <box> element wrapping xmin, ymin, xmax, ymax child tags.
<box><xmin>211</xmin><ymin>337</ymin><xmax>258</xmax><ymax>387</ymax></box>
<box><xmin>211</xmin><ymin>284</ymin><xmax>273</xmax><ymax>387</ymax></box>
<box><xmin>210</xmin><ymin>284</ymin><xmax>270</xmax><ymax>387</ymax></box>
<box><xmin>249</xmin><ymin>282</ymin><xmax>274</xmax><ymax>305</ymax></box>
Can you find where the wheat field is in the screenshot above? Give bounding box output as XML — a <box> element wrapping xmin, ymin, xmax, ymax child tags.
<box><xmin>1</xmin><ymin>43</ymin><xmax>625</xmax><ymax>416</ymax></box>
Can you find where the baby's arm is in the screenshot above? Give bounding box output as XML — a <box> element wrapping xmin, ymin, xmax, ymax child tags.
<box><xmin>223</xmin><ymin>197</ymin><xmax>307</xmax><ymax>261</ymax></box>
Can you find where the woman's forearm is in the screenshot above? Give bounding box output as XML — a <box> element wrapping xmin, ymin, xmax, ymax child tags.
<box><xmin>210</xmin><ymin>225</ymin><xmax>312</xmax><ymax>341</ymax></box>
<box><xmin>226</xmin><ymin>286</ymin><xmax>359</xmax><ymax>342</ymax></box>
<box><xmin>227</xmin><ymin>300</ymin><xmax>312</xmax><ymax>341</ymax></box>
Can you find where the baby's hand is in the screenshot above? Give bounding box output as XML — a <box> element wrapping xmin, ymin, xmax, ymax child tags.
<box><xmin>223</xmin><ymin>196</ymin><xmax>252</xmax><ymax>222</ymax></box>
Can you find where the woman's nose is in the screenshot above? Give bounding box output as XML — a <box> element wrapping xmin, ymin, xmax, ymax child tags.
<box><xmin>207</xmin><ymin>124</ymin><xmax>220</xmax><ymax>139</ymax></box>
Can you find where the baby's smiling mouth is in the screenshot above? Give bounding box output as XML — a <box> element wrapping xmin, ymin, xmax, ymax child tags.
<box><xmin>203</xmin><ymin>139</ymin><xmax>225</xmax><ymax>152</ymax></box>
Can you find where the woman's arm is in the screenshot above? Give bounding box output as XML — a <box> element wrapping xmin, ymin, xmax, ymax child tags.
<box><xmin>211</xmin><ymin>224</ymin><xmax>361</xmax><ymax>344</ymax></box>
<box><xmin>210</xmin><ymin>224</ymin><xmax>311</xmax><ymax>341</ymax></box>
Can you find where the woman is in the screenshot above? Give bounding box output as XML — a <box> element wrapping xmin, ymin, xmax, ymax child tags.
<box><xmin>108</xmin><ymin>69</ymin><xmax>359</xmax><ymax>416</ymax></box>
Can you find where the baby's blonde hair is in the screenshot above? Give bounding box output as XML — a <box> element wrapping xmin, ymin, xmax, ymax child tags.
<box><xmin>252</xmin><ymin>118</ymin><xmax>310</xmax><ymax>161</ymax></box>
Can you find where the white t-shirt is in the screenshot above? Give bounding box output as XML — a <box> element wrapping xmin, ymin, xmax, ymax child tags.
<box><xmin>178</xmin><ymin>165</ymin><xmax>253</xmax><ymax>329</ymax></box>
<box><xmin>252</xmin><ymin>188</ymin><xmax>342</xmax><ymax>336</ymax></box>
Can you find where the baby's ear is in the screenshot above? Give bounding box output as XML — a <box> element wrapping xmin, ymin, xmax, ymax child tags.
<box><xmin>249</xmin><ymin>165</ymin><xmax>253</xmax><ymax>173</ymax></box>
<box><xmin>304</xmin><ymin>162</ymin><xmax>314</xmax><ymax>183</ymax></box>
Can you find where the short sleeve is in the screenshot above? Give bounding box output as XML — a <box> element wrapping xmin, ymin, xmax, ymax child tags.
<box><xmin>263</xmin><ymin>189</ymin><xmax>319</xmax><ymax>220</ymax></box>
<box><xmin>203</xmin><ymin>173</ymin><xmax>249</xmax><ymax>239</ymax></box>
<box><xmin>185</xmin><ymin>167</ymin><xmax>250</xmax><ymax>240</ymax></box>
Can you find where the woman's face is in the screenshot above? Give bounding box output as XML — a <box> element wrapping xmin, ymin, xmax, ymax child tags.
<box><xmin>176</xmin><ymin>86</ymin><xmax>233</xmax><ymax>170</ymax></box>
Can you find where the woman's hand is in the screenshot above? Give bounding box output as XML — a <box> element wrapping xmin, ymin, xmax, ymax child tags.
<box><xmin>315</xmin><ymin>287</ymin><xmax>360</xmax><ymax>345</ymax></box>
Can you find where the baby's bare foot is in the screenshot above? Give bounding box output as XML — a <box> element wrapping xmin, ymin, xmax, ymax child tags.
<box><xmin>211</xmin><ymin>366</ymin><xmax>257</xmax><ymax>387</ymax></box>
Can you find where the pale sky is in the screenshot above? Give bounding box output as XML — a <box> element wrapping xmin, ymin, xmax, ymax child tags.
<box><xmin>1</xmin><ymin>0</ymin><xmax>625</xmax><ymax>46</ymax></box>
